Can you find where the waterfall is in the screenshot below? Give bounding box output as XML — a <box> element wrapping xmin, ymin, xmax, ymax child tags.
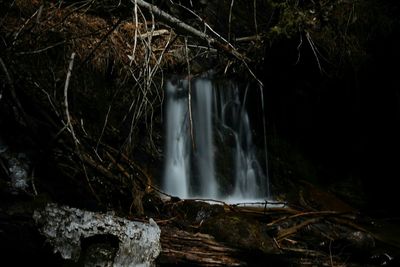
<box><xmin>163</xmin><ymin>79</ymin><xmax>190</xmax><ymax>198</ymax></box>
<box><xmin>163</xmin><ymin>76</ymin><xmax>268</xmax><ymax>201</ymax></box>
<box><xmin>192</xmin><ymin>78</ymin><xmax>218</xmax><ymax>197</ymax></box>
<box><xmin>215</xmin><ymin>82</ymin><xmax>266</xmax><ymax>200</ymax></box>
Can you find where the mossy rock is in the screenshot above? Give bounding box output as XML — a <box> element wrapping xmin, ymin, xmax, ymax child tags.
<box><xmin>200</xmin><ymin>213</ymin><xmax>278</xmax><ymax>255</ymax></box>
<box><xmin>167</xmin><ymin>200</ymin><xmax>225</xmax><ymax>224</ymax></box>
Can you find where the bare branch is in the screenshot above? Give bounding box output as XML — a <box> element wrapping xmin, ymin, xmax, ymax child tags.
<box><xmin>306</xmin><ymin>31</ymin><xmax>324</xmax><ymax>73</ymax></box>
<box><xmin>64</xmin><ymin>52</ymin><xmax>78</xmax><ymax>145</ymax></box>
<box><xmin>16</xmin><ymin>41</ymin><xmax>65</xmax><ymax>55</ymax></box>
<box><xmin>129</xmin><ymin>0</ymin><xmax>139</xmax><ymax>66</ymax></box>
<box><xmin>133</xmin><ymin>0</ymin><xmax>243</xmax><ymax>60</ymax></box>
<box><xmin>80</xmin><ymin>17</ymin><xmax>123</xmax><ymax>66</ymax></box>
<box><xmin>253</xmin><ymin>0</ymin><xmax>258</xmax><ymax>35</ymax></box>
<box><xmin>294</xmin><ymin>30</ymin><xmax>303</xmax><ymax>65</ymax></box>
<box><xmin>133</xmin><ymin>0</ymin><xmax>263</xmax><ymax>86</ymax></box>
<box><xmin>96</xmin><ymin>104</ymin><xmax>112</xmax><ymax>153</ymax></box>
<box><xmin>0</xmin><ymin>57</ymin><xmax>28</xmax><ymax>126</ymax></box>
<box><xmin>12</xmin><ymin>8</ymin><xmax>41</xmax><ymax>46</ymax></box>
<box><xmin>63</xmin><ymin>52</ymin><xmax>99</xmax><ymax>201</ymax></box>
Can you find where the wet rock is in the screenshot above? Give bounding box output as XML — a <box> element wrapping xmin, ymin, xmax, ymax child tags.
<box><xmin>370</xmin><ymin>252</ymin><xmax>396</xmax><ymax>266</ymax></box>
<box><xmin>0</xmin><ymin>135</ymin><xmax>8</xmax><ymax>154</ymax></box>
<box><xmin>33</xmin><ymin>203</ymin><xmax>161</xmax><ymax>266</ymax></box>
<box><xmin>325</xmin><ymin>229</ymin><xmax>376</xmax><ymax>263</ymax></box>
<box><xmin>0</xmin><ymin>149</ymin><xmax>33</xmax><ymax>195</ymax></box>
<box><xmin>8</xmin><ymin>155</ymin><xmax>30</xmax><ymax>192</ymax></box>
<box><xmin>326</xmin><ymin>229</ymin><xmax>376</xmax><ymax>256</ymax></box>
<box><xmin>0</xmin><ymin>134</ymin><xmax>35</xmax><ymax>196</ymax></box>
<box><xmin>345</xmin><ymin>231</ymin><xmax>376</xmax><ymax>251</ymax></box>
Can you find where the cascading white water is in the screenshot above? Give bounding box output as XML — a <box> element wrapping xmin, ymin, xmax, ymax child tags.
<box><xmin>192</xmin><ymin>78</ymin><xmax>218</xmax><ymax>197</ymax></box>
<box><xmin>163</xmin><ymin>79</ymin><xmax>190</xmax><ymax>198</ymax></box>
<box><xmin>215</xmin><ymin>82</ymin><xmax>266</xmax><ymax>200</ymax></box>
<box><xmin>163</xmin><ymin>76</ymin><xmax>268</xmax><ymax>201</ymax></box>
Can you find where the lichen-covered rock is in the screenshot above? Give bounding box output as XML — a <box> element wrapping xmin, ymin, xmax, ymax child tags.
<box><xmin>33</xmin><ymin>203</ymin><xmax>161</xmax><ymax>267</ymax></box>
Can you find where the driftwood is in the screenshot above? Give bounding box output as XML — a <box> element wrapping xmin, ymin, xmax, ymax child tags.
<box><xmin>158</xmin><ymin>226</ymin><xmax>244</xmax><ymax>266</ymax></box>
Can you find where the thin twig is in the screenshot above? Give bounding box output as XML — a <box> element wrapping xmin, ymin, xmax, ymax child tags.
<box><xmin>253</xmin><ymin>0</ymin><xmax>258</xmax><ymax>36</ymax></box>
<box><xmin>228</xmin><ymin>0</ymin><xmax>235</xmax><ymax>42</ymax></box>
<box><xmin>96</xmin><ymin>104</ymin><xmax>112</xmax><ymax>152</ymax></box>
<box><xmin>235</xmin><ymin>35</ymin><xmax>262</xmax><ymax>42</ymax></box>
<box><xmin>64</xmin><ymin>52</ymin><xmax>78</xmax><ymax>145</ymax></box>
<box><xmin>0</xmin><ymin>57</ymin><xmax>13</xmax><ymax>88</ymax></box>
<box><xmin>273</xmin><ymin>237</ymin><xmax>281</xmax><ymax>249</ymax></box>
<box><xmin>258</xmin><ymin>83</ymin><xmax>270</xmax><ymax>196</ymax></box>
<box><xmin>31</xmin><ymin>167</ymin><xmax>38</xmax><ymax>196</ymax></box>
<box><xmin>125</xmin><ymin>5</ymin><xmax>156</xmax><ymax>152</ymax></box>
<box><xmin>277</xmin><ymin>217</ymin><xmax>322</xmax><ymax>240</ymax></box>
<box><xmin>16</xmin><ymin>41</ymin><xmax>65</xmax><ymax>55</ymax></box>
<box><xmin>294</xmin><ymin>29</ymin><xmax>303</xmax><ymax>65</ymax></box>
<box><xmin>36</xmin><ymin>83</ymin><xmax>60</xmax><ymax>117</ymax></box>
<box><xmin>144</xmin><ymin>6</ymin><xmax>157</xmax><ymax>152</ymax></box>
<box><xmin>80</xmin><ymin>118</ymin><xmax>89</xmax><ymax>136</ymax></box>
<box><xmin>172</xmin><ymin>1</ymin><xmax>235</xmax><ymax>50</ymax></box>
<box><xmin>36</xmin><ymin>5</ymin><xmax>44</xmax><ymax>24</ymax></box>
<box><xmin>12</xmin><ymin>8</ymin><xmax>41</xmax><ymax>46</ymax></box>
<box><xmin>280</xmin><ymin>247</ymin><xmax>326</xmax><ymax>258</ymax></box>
<box><xmin>64</xmin><ymin>52</ymin><xmax>99</xmax><ymax>202</ymax></box>
<box><xmin>129</xmin><ymin>0</ymin><xmax>139</xmax><ymax>65</ymax></box>
<box><xmin>0</xmin><ymin>0</ymin><xmax>16</xmax><ymax>27</ymax></box>
<box><xmin>267</xmin><ymin>211</ymin><xmax>344</xmax><ymax>227</ymax></box>
<box><xmin>306</xmin><ymin>31</ymin><xmax>322</xmax><ymax>73</ymax></box>
<box><xmin>80</xmin><ymin>17</ymin><xmax>123</xmax><ymax>66</ymax></box>
<box><xmin>149</xmin><ymin>31</ymin><xmax>172</xmax><ymax>81</ymax></box>
<box><xmin>184</xmin><ymin>37</ymin><xmax>196</xmax><ymax>150</ymax></box>
<box><xmin>0</xmin><ymin>57</ymin><xmax>28</xmax><ymax>125</ymax></box>
<box><xmin>339</xmin><ymin>3</ymin><xmax>355</xmax><ymax>64</ymax></box>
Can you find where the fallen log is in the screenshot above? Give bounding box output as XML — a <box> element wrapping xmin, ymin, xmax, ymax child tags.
<box><xmin>158</xmin><ymin>226</ymin><xmax>245</xmax><ymax>266</ymax></box>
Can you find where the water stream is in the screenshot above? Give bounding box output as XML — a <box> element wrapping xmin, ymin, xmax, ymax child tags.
<box><xmin>163</xmin><ymin>76</ymin><xmax>269</xmax><ymax>201</ymax></box>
